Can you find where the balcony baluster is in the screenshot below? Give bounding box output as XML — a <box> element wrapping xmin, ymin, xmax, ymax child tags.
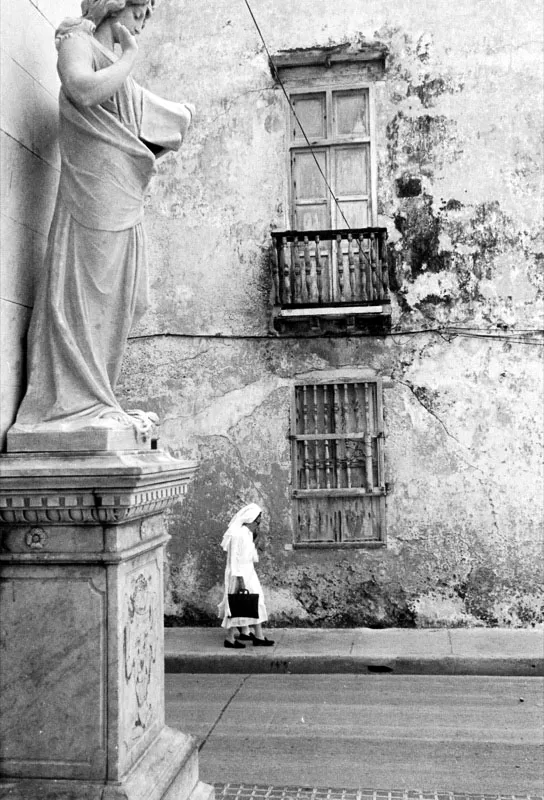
<box><xmin>374</xmin><ymin>232</ymin><xmax>383</xmax><ymax>296</ymax></box>
<box><xmin>281</xmin><ymin>236</ymin><xmax>290</xmax><ymax>304</ymax></box>
<box><xmin>303</xmin><ymin>236</ymin><xmax>318</xmax><ymax>302</ymax></box>
<box><xmin>292</xmin><ymin>237</ymin><xmax>302</xmax><ymax>304</ymax></box>
<box><xmin>271</xmin><ymin>227</ymin><xmax>390</xmax><ymax>331</ymax></box>
<box><xmin>380</xmin><ymin>236</ymin><xmax>390</xmax><ymax>298</ymax></box>
<box><xmin>358</xmin><ymin>234</ymin><xmax>368</xmax><ymax>301</ymax></box>
<box><xmin>336</xmin><ymin>234</ymin><xmax>345</xmax><ymax>301</ymax></box>
<box><xmin>272</xmin><ymin>239</ymin><xmax>280</xmax><ymax>304</ymax></box>
<box><xmin>370</xmin><ymin>233</ymin><xmax>378</xmax><ymax>301</ymax></box>
<box><xmin>315</xmin><ymin>235</ymin><xmax>323</xmax><ymax>303</ymax></box>
<box><xmin>347</xmin><ymin>233</ymin><xmax>356</xmax><ymax>301</ymax></box>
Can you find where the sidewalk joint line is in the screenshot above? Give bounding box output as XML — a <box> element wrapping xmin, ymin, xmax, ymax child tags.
<box><xmin>199</xmin><ymin>673</ymin><xmax>252</xmax><ymax>752</ymax></box>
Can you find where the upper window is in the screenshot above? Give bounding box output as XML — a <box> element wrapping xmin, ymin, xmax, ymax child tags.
<box><xmin>289</xmin><ymin>87</ymin><xmax>376</xmax><ymax>230</ymax></box>
<box><xmin>291</xmin><ymin>379</ymin><xmax>386</xmax><ymax>546</ymax></box>
<box><xmin>269</xmin><ymin>45</ymin><xmax>388</xmax><ymax>332</ymax></box>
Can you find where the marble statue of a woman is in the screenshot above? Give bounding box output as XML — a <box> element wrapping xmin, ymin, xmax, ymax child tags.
<box><xmin>8</xmin><ymin>0</ymin><xmax>193</xmax><ymax>451</ymax></box>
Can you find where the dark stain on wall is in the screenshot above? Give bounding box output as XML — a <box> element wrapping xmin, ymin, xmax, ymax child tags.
<box><xmin>466</xmin><ymin>201</ymin><xmax>519</xmax><ymax>279</ymax></box>
<box><xmin>389</xmin><ymin>192</ymin><xmax>536</xmax><ymax>311</ymax></box>
<box><xmin>451</xmin><ymin>567</ymin><xmax>544</xmax><ymax>627</ymax></box>
<box><xmin>396</xmin><ymin>174</ymin><xmax>422</xmax><ymax>198</ymax></box>
<box><xmin>285</xmin><ymin>566</ymin><xmax>416</xmax><ymax>627</ymax></box>
<box><xmin>387</xmin><ymin>111</ymin><xmax>457</xmax><ymax>175</ymax></box>
<box><xmin>408</xmin><ymin>75</ymin><xmax>464</xmax><ymax>108</ymax></box>
<box><xmin>394</xmin><ymin>193</ymin><xmax>443</xmax><ymax>275</ymax></box>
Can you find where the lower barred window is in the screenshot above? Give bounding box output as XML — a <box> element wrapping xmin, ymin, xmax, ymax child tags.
<box><xmin>291</xmin><ymin>380</ymin><xmax>386</xmax><ymax>545</ymax></box>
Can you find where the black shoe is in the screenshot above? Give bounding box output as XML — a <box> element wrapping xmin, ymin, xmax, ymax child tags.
<box><xmin>251</xmin><ymin>635</ymin><xmax>274</xmax><ymax>646</ymax></box>
<box><xmin>224</xmin><ymin>639</ymin><xmax>245</xmax><ymax>649</ymax></box>
<box><xmin>237</xmin><ymin>633</ymin><xmax>253</xmax><ymax>641</ymax></box>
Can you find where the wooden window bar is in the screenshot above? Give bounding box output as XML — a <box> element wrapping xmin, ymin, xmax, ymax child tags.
<box><xmin>291</xmin><ymin>381</ymin><xmax>386</xmax><ymax>544</ymax></box>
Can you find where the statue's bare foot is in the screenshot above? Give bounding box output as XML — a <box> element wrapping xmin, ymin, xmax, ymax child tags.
<box><xmin>126</xmin><ymin>409</ymin><xmax>160</xmax><ymax>436</ymax></box>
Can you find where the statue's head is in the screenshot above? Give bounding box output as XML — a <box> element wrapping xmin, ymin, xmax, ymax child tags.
<box><xmin>80</xmin><ymin>0</ymin><xmax>156</xmax><ymax>28</ymax></box>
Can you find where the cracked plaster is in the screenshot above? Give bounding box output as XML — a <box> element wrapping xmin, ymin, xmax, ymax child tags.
<box><xmin>117</xmin><ymin>0</ymin><xmax>543</xmax><ymax>628</ymax></box>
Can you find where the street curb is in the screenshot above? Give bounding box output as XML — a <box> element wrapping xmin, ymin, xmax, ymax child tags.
<box><xmin>165</xmin><ymin>654</ymin><xmax>544</xmax><ymax>676</ymax></box>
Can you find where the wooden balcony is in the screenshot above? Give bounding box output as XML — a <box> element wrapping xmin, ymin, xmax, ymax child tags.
<box><xmin>271</xmin><ymin>228</ymin><xmax>391</xmax><ymax>334</ymax></box>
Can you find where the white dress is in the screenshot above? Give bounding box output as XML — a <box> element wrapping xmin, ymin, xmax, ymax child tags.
<box><xmin>218</xmin><ymin>525</ymin><xmax>268</xmax><ymax>629</ymax></box>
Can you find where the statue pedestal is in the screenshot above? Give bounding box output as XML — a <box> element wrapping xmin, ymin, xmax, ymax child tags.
<box><xmin>0</xmin><ymin>451</ymin><xmax>213</xmax><ymax>800</ymax></box>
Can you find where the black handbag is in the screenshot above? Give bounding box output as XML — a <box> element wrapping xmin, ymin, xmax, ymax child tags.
<box><xmin>228</xmin><ymin>589</ymin><xmax>259</xmax><ymax>619</ymax></box>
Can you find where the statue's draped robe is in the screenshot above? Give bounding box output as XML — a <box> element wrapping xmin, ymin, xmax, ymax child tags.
<box><xmin>13</xmin><ymin>26</ymin><xmax>191</xmax><ymax>431</ymax></box>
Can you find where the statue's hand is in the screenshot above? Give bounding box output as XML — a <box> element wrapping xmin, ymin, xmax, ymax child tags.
<box><xmin>113</xmin><ymin>22</ymin><xmax>138</xmax><ymax>55</ymax></box>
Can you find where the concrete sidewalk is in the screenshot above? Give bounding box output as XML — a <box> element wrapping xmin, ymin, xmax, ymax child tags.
<box><xmin>165</xmin><ymin>626</ymin><xmax>543</xmax><ymax>676</ymax></box>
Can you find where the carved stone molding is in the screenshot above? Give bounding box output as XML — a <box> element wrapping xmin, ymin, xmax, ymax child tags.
<box><xmin>123</xmin><ymin>568</ymin><xmax>159</xmax><ymax>747</ymax></box>
<box><xmin>25</xmin><ymin>527</ymin><xmax>47</xmax><ymax>549</ymax></box>
<box><xmin>0</xmin><ymin>449</ymin><xmax>210</xmax><ymax>800</ymax></box>
<box><xmin>0</xmin><ymin>483</ymin><xmax>187</xmax><ymax>526</ymax></box>
<box><xmin>0</xmin><ymin>451</ymin><xmax>198</xmax><ymax>528</ymax></box>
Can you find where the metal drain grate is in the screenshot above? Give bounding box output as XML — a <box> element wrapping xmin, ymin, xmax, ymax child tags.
<box><xmin>214</xmin><ymin>784</ymin><xmax>543</xmax><ymax>800</ymax></box>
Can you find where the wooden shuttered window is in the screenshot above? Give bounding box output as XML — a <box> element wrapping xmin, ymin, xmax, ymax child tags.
<box><xmin>288</xmin><ymin>87</ymin><xmax>377</xmax><ymax>306</ymax></box>
<box><xmin>290</xmin><ymin>88</ymin><xmax>373</xmax><ymax>232</ymax></box>
<box><xmin>291</xmin><ymin>380</ymin><xmax>386</xmax><ymax>545</ymax></box>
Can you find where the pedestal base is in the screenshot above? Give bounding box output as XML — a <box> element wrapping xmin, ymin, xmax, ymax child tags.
<box><xmin>0</xmin><ymin>450</ymin><xmax>213</xmax><ymax>800</ymax></box>
<box><xmin>0</xmin><ymin>728</ymin><xmax>213</xmax><ymax>800</ymax></box>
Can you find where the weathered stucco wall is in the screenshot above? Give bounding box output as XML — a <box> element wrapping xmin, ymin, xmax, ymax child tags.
<box><xmin>0</xmin><ymin>0</ymin><xmax>74</xmax><ymax>447</ymax></box>
<box><xmin>120</xmin><ymin>334</ymin><xmax>543</xmax><ymax>628</ymax></box>
<box><xmin>3</xmin><ymin>0</ymin><xmax>538</xmax><ymax>627</ymax></box>
<box><xmin>117</xmin><ymin>0</ymin><xmax>544</xmax><ymax>628</ymax></box>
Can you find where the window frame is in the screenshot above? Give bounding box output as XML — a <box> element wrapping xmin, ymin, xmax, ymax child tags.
<box><xmin>286</xmin><ymin>83</ymin><xmax>378</xmax><ymax>230</ymax></box>
<box><xmin>290</xmin><ymin>376</ymin><xmax>387</xmax><ymax>548</ymax></box>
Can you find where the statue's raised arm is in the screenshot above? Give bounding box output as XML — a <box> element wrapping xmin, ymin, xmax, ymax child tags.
<box><xmin>8</xmin><ymin>0</ymin><xmax>193</xmax><ymax>453</ymax></box>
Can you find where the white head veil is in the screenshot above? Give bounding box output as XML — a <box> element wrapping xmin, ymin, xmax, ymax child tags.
<box><xmin>220</xmin><ymin>503</ymin><xmax>262</xmax><ymax>551</ymax></box>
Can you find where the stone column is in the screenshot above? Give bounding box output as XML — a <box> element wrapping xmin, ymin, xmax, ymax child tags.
<box><xmin>0</xmin><ymin>450</ymin><xmax>213</xmax><ymax>800</ymax></box>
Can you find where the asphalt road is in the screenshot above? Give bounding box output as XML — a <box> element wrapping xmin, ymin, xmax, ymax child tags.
<box><xmin>165</xmin><ymin>673</ymin><xmax>544</xmax><ymax>794</ymax></box>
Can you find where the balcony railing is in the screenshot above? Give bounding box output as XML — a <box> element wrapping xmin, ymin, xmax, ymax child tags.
<box><xmin>271</xmin><ymin>227</ymin><xmax>390</xmax><ymax>308</ymax></box>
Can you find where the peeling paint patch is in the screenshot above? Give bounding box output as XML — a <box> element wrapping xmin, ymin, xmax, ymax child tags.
<box><xmin>402</xmin><ymin>271</ymin><xmax>459</xmax><ymax>308</ymax></box>
<box><xmin>411</xmin><ymin>593</ymin><xmax>485</xmax><ymax>628</ymax></box>
<box><xmin>278</xmin><ymin>566</ymin><xmax>416</xmax><ymax>628</ymax></box>
<box><xmin>492</xmin><ymin>595</ymin><xmax>544</xmax><ymax>628</ymax></box>
<box><xmin>387</xmin><ymin>111</ymin><xmax>459</xmax><ymax>175</ymax></box>
<box><xmin>408</xmin><ymin>74</ymin><xmax>464</xmax><ymax>108</ymax></box>
<box><xmin>411</xmin><ymin>588</ymin><xmax>544</xmax><ymax>629</ymax></box>
<box><xmin>389</xmin><ymin>193</ymin><xmax>539</xmax><ymax>319</ymax></box>
<box><xmin>264</xmin><ymin>587</ymin><xmax>311</xmax><ymax>621</ymax></box>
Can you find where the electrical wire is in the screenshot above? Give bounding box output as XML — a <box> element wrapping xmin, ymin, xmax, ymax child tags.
<box><xmin>128</xmin><ymin>328</ymin><xmax>544</xmax><ymax>346</ymax></box>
